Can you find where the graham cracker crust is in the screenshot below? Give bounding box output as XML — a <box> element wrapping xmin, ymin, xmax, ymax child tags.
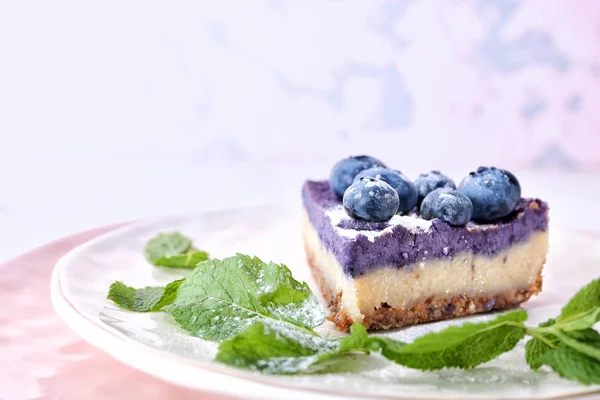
<box><xmin>305</xmin><ymin>240</ymin><xmax>544</xmax><ymax>332</ymax></box>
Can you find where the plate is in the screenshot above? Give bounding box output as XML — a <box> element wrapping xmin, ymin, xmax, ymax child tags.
<box><xmin>51</xmin><ymin>206</ymin><xmax>600</xmax><ymax>399</ymax></box>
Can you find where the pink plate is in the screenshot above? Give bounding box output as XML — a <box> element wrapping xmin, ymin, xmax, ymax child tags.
<box><xmin>0</xmin><ymin>222</ymin><xmax>234</xmax><ymax>400</ymax></box>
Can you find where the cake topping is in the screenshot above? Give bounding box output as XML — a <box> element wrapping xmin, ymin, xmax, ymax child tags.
<box><xmin>329</xmin><ymin>156</ymin><xmax>523</xmax><ymax>226</ymax></box>
<box><xmin>420</xmin><ymin>188</ymin><xmax>473</xmax><ymax>226</ymax></box>
<box><xmin>342</xmin><ymin>177</ymin><xmax>399</xmax><ymax>222</ymax></box>
<box><xmin>353</xmin><ymin>167</ymin><xmax>418</xmax><ymax>214</ymax></box>
<box><xmin>329</xmin><ymin>155</ymin><xmax>386</xmax><ymax>197</ymax></box>
<box><xmin>303</xmin><ymin>180</ymin><xmax>548</xmax><ymax>273</ymax></box>
<box><xmin>414</xmin><ymin>170</ymin><xmax>456</xmax><ymax>206</ymax></box>
<box><xmin>458</xmin><ymin>166</ymin><xmax>521</xmax><ymax>221</ymax></box>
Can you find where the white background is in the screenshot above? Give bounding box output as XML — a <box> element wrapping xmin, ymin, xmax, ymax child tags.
<box><xmin>2</xmin><ymin>1</ymin><xmax>600</xmax><ymax>262</ymax></box>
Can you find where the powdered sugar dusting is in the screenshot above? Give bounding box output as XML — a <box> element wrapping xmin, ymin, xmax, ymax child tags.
<box><xmin>254</xmin><ymin>323</ymin><xmax>339</xmax><ymax>374</ymax></box>
<box><xmin>389</xmin><ymin>214</ymin><xmax>433</xmax><ymax>231</ymax></box>
<box><xmin>268</xmin><ymin>296</ymin><xmax>326</xmax><ymax>329</ymax></box>
<box><xmin>325</xmin><ymin>206</ymin><xmax>432</xmax><ymax>242</ymax></box>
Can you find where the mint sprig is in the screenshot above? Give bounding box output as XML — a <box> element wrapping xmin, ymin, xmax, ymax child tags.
<box><xmin>145</xmin><ymin>232</ymin><xmax>209</xmax><ymax>268</ymax></box>
<box><xmin>107</xmin><ymin>238</ymin><xmax>600</xmax><ymax>386</ymax></box>
<box><xmin>524</xmin><ymin>278</ymin><xmax>600</xmax><ymax>380</ymax></box>
<box><xmin>366</xmin><ymin>310</ymin><xmax>527</xmax><ymax>370</ymax></box>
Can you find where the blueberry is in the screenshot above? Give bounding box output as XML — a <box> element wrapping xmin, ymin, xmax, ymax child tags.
<box><xmin>420</xmin><ymin>189</ymin><xmax>473</xmax><ymax>226</ymax></box>
<box><xmin>457</xmin><ymin>167</ymin><xmax>521</xmax><ymax>221</ymax></box>
<box><xmin>414</xmin><ymin>170</ymin><xmax>456</xmax><ymax>205</ymax></box>
<box><xmin>343</xmin><ymin>177</ymin><xmax>399</xmax><ymax>221</ymax></box>
<box><xmin>330</xmin><ymin>155</ymin><xmax>386</xmax><ymax>197</ymax></box>
<box><xmin>354</xmin><ymin>167</ymin><xmax>417</xmax><ymax>214</ymax></box>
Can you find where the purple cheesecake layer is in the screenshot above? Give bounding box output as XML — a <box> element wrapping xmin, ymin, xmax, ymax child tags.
<box><xmin>302</xmin><ymin>180</ymin><xmax>549</xmax><ymax>277</ymax></box>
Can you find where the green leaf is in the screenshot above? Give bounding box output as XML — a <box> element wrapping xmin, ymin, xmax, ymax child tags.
<box><xmin>145</xmin><ymin>232</ymin><xmax>192</xmax><ymax>263</ymax></box>
<box><xmin>165</xmin><ymin>254</ymin><xmax>326</xmax><ymax>341</ymax></box>
<box><xmin>556</xmin><ymin>278</ymin><xmax>600</xmax><ymax>331</ymax></box>
<box><xmin>525</xmin><ymin>335</ymin><xmax>559</xmax><ymax>370</ymax></box>
<box><xmin>568</xmin><ymin>328</ymin><xmax>600</xmax><ymax>343</ymax></box>
<box><xmin>525</xmin><ymin>279</ymin><xmax>600</xmax><ymax>374</ymax></box>
<box><xmin>215</xmin><ymin>321</ymin><xmax>369</xmax><ymax>374</ymax></box>
<box><xmin>153</xmin><ymin>249</ymin><xmax>210</xmax><ymax>268</ymax></box>
<box><xmin>365</xmin><ymin>336</ymin><xmax>407</xmax><ymax>358</ymax></box>
<box><xmin>368</xmin><ymin>310</ymin><xmax>527</xmax><ymax>370</ymax></box>
<box><xmin>554</xmin><ymin>330</ymin><xmax>600</xmax><ymax>362</ymax></box>
<box><xmin>144</xmin><ymin>232</ymin><xmax>210</xmax><ymax>268</ymax></box>
<box><xmin>107</xmin><ymin>279</ymin><xmax>183</xmax><ymax>312</ymax></box>
<box><xmin>537</xmin><ymin>344</ymin><xmax>600</xmax><ymax>385</ymax></box>
<box><xmin>526</xmin><ymin>317</ymin><xmax>600</xmax><ymax>370</ymax></box>
<box><xmin>558</xmin><ymin>309</ymin><xmax>600</xmax><ymax>332</ymax></box>
<box><xmin>525</xmin><ymin>318</ymin><xmax>559</xmax><ymax>370</ymax></box>
<box><xmin>338</xmin><ymin>323</ymin><xmax>369</xmax><ymax>353</ymax></box>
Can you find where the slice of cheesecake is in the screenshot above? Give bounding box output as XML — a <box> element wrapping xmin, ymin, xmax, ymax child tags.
<box><xmin>302</xmin><ymin>180</ymin><xmax>549</xmax><ymax>331</ymax></box>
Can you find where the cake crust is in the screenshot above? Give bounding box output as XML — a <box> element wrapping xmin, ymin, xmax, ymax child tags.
<box><xmin>305</xmin><ymin>237</ymin><xmax>544</xmax><ymax>331</ymax></box>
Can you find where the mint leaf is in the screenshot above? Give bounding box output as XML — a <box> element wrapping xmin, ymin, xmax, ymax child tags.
<box><xmin>365</xmin><ymin>336</ymin><xmax>407</xmax><ymax>358</ymax></box>
<box><xmin>554</xmin><ymin>330</ymin><xmax>600</xmax><ymax>362</ymax></box>
<box><xmin>556</xmin><ymin>277</ymin><xmax>600</xmax><ymax>331</ymax></box>
<box><xmin>153</xmin><ymin>249</ymin><xmax>209</xmax><ymax>268</ymax></box>
<box><xmin>165</xmin><ymin>254</ymin><xmax>325</xmax><ymax>341</ymax></box>
<box><xmin>107</xmin><ymin>279</ymin><xmax>183</xmax><ymax>312</ymax></box>
<box><xmin>145</xmin><ymin>232</ymin><xmax>191</xmax><ymax>261</ymax></box>
<box><xmin>216</xmin><ymin>322</ymin><xmax>336</xmax><ymax>374</ymax></box>
<box><xmin>558</xmin><ymin>309</ymin><xmax>600</xmax><ymax>332</ymax></box>
<box><xmin>526</xmin><ymin>314</ymin><xmax>600</xmax><ymax>370</ymax></box>
<box><xmin>537</xmin><ymin>344</ymin><xmax>600</xmax><ymax>385</ymax></box>
<box><xmin>144</xmin><ymin>232</ymin><xmax>209</xmax><ymax>268</ymax></box>
<box><xmin>338</xmin><ymin>323</ymin><xmax>369</xmax><ymax>352</ymax></box>
<box><xmin>368</xmin><ymin>310</ymin><xmax>527</xmax><ymax>370</ymax></box>
<box><xmin>568</xmin><ymin>328</ymin><xmax>600</xmax><ymax>343</ymax></box>
<box><xmin>215</xmin><ymin>322</ymin><xmax>369</xmax><ymax>374</ymax></box>
<box><xmin>528</xmin><ymin>311</ymin><xmax>600</xmax><ymax>384</ymax></box>
<box><xmin>525</xmin><ymin>336</ymin><xmax>557</xmax><ymax>370</ymax></box>
<box><xmin>525</xmin><ymin>318</ymin><xmax>559</xmax><ymax>370</ymax></box>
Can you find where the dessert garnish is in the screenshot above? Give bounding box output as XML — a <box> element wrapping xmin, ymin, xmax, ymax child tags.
<box><xmin>343</xmin><ymin>177</ymin><xmax>400</xmax><ymax>222</ymax></box>
<box><xmin>420</xmin><ymin>188</ymin><xmax>473</xmax><ymax>226</ymax></box>
<box><xmin>457</xmin><ymin>166</ymin><xmax>522</xmax><ymax>221</ymax></box>
<box><xmin>414</xmin><ymin>170</ymin><xmax>456</xmax><ymax>206</ymax></box>
<box><xmin>353</xmin><ymin>167</ymin><xmax>417</xmax><ymax>214</ymax></box>
<box><xmin>329</xmin><ymin>155</ymin><xmax>386</xmax><ymax>197</ymax></box>
<box><xmin>334</xmin><ymin>159</ymin><xmax>521</xmax><ymax>226</ymax></box>
<box><xmin>144</xmin><ymin>232</ymin><xmax>209</xmax><ymax>268</ymax></box>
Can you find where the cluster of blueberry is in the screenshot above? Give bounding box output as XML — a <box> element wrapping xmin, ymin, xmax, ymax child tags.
<box><xmin>329</xmin><ymin>156</ymin><xmax>521</xmax><ymax>226</ymax></box>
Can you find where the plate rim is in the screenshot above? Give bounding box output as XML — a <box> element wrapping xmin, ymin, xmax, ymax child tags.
<box><xmin>50</xmin><ymin>210</ymin><xmax>600</xmax><ymax>400</ymax></box>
